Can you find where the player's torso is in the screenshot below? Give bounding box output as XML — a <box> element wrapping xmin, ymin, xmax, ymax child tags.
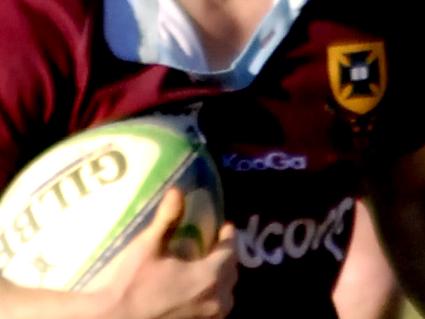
<box><xmin>63</xmin><ymin>0</ymin><xmax>399</xmax><ymax>317</ymax></box>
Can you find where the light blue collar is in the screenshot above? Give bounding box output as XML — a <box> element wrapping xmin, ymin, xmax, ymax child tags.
<box><xmin>104</xmin><ymin>0</ymin><xmax>308</xmax><ymax>89</ymax></box>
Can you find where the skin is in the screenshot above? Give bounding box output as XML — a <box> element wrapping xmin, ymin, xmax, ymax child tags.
<box><xmin>177</xmin><ymin>0</ymin><xmax>274</xmax><ymax>69</ymax></box>
<box><xmin>1</xmin><ymin>1</ymin><xmax>262</xmax><ymax>318</ymax></box>
<box><xmin>333</xmin><ymin>202</ymin><xmax>401</xmax><ymax>319</ymax></box>
<box><xmin>363</xmin><ymin>146</ymin><xmax>425</xmax><ymax>317</ymax></box>
<box><xmin>177</xmin><ymin>1</ymin><xmax>403</xmax><ymax>318</ymax></box>
<box><xmin>0</xmin><ymin>1</ymin><xmax>416</xmax><ymax>318</ymax></box>
<box><xmin>0</xmin><ymin>189</ymin><xmax>238</xmax><ymax>319</ymax></box>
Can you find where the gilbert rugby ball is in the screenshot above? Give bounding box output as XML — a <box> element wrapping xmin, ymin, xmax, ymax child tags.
<box><xmin>0</xmin><ymin>118</ymin><xmax>224</xmax><ymax>291</ymax></box>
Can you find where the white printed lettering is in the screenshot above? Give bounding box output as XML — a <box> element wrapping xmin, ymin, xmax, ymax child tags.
<box><xmin>284</xmin><ymin>219</ymin><xmax>316</xmax><ymax>259</ymax></box>
<box><xmin>238</xmin><ymin>215</ymin><xmax>264</xmax><ymax>268</ymax></box>
<box><xmin>237</xmin><ymin>197</ymin><xmax>354</xmax><ymax>268</ymax></box>
<box><xmin>257</xmin><ymin>222</ymin><xmax>284</xmax><ymax>265</ymax></box>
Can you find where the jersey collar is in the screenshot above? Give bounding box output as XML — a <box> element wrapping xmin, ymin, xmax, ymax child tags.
<box><xmin>104</xmin><ymin>0</ymin><xmax>308</xmax><ymax>89</ymax></box>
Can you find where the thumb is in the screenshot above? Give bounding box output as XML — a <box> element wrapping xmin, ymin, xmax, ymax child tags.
<box><xmin>142</xmin><ymin>187</ymin><xmax>185</xmax><ymax>257</ymax></box>
<box><xmin>81</xmin><ymin>188</ymin><xmax>185</xmax><ymax>293</ymax></box>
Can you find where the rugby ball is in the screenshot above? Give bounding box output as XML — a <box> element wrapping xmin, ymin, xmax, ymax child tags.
<box><xmin>0</xmin><ymin>118</ymin><xmax>224</xmax><ymax>291</ymax></box>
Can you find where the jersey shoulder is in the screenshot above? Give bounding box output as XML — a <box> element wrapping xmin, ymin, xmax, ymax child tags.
<box><xmin>0</xmin><ymin>0</ymin><xmax>96</xmax><ymax>62</ymax></box>
<box><xmin>0</xmin><ymin>0</ymin><xmax>98</xmax><ymax>188</ymax></box>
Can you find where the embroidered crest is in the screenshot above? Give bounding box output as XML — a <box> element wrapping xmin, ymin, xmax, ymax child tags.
<box><xmin>328</xmin><ymin>42</ymin><xmax>387</xmax><ymax>114</ymax></box>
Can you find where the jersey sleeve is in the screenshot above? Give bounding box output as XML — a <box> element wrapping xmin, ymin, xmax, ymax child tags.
<box><xmin>0</xmin><ymin>0</ymin><xmax>90</xmax><ymax>190</ymax></box>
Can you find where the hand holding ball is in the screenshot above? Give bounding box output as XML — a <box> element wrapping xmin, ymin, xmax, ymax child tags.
<box><xmin>0</xmin><ymin>118</ymin><xmax>224</xmax><ymax>291</ymax></box>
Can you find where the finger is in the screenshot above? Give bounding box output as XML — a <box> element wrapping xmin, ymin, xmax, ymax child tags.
<box><xmin>84</xmin><ymin>189</ymin><xmax>185</xmax><ymax>293</ymax></box>
<box><xmin>219</xmin><ymin>291</ymin><xmax>235</xmax><ymax>318</ymax></box>
<box><xmin>218</xmin><ymin>222</ymin><xmax>237</xmax><ymax>243</ymax></box>
<box><xmin>215</xmin><ymin>222</ymin><xmax>237</xmax><ymax>254</ymax></box>
<box><xmin>142</xmin><ymin>187</ymin><xmax>185</xmax><ymax>256</ymax></box>
<box><xmin>207</xmin><ymin>222</ymin><xmax>238</xmax><ymax>267</ymax></box>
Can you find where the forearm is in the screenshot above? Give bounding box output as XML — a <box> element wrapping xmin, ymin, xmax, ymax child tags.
<box><xmin>363</xmin><ymin>146</ymin><xmax>425</xmax><ymax>315</ymax></box>
<box><xmin>333</xmin><ymin>202</ymin><xmax>401</xmax><ymax>319</ymax></box>
<box><xmin>363</xmin><ymin>197</ymin><xmax>425</xmax><ymax>315</ymax></box>
<box><xmin>0</xmin><ymin>278</ymin><xmax>114</xmax><ymax>319</ymax></box>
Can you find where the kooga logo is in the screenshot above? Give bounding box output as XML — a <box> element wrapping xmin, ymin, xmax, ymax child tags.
<box><xmin>222</xmin><ymin>152</ymin><xmax>307</xmax><ymax>171</ymax></box>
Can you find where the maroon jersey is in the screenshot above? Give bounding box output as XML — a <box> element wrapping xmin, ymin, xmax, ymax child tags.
<box><xmin>0</xmin><ymin>0</ymin><xmax>423</xmax><ymax>317</ymax></box>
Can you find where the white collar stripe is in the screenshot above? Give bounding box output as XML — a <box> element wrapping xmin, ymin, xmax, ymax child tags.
<box><xmin>104</xmin><ymin>0</ymin><xmax>308</xmax><ymax>89</ymax></box>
